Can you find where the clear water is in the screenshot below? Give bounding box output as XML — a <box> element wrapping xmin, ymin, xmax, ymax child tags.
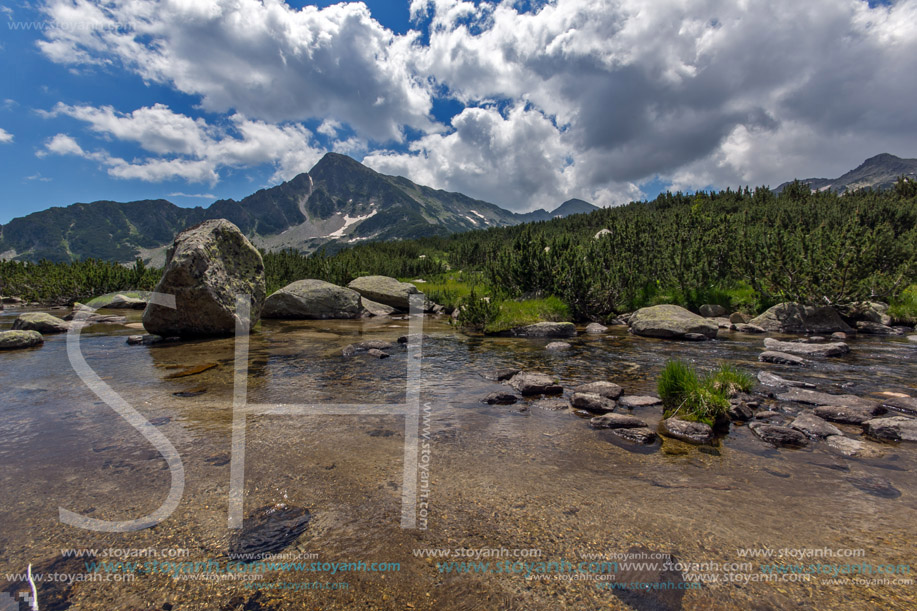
<box><xmin>1</xmin><ymin>308</ymin><xmax>915</xmax><ymax>610</ymax></box>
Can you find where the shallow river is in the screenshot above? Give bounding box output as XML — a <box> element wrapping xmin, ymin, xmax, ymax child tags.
<box><xmin>1</xmin><ymin>307</ymin><xmax>915</xmax><ymax>610</ymax></box>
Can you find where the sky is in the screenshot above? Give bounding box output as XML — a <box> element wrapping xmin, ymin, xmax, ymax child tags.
<box><xmin>0</xmin><ymin>0</ymin><xmax>916</xmax><ymax>224</ymax></box>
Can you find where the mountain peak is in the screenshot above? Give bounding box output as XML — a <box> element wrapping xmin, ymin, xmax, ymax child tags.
<box><xmin>861</xmin><ymin>153</ymin><xmax>900</xmax><ymax>166</ymax></box>
<box><xmin>551</xmin><ymin>198</ymin><xmax>599</xmax><ymax>216</ymax></box>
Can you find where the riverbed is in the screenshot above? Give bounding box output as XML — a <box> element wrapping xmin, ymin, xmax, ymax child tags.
<box><xmin>1</xmin><ymin>307</ymin><xmax>915</xmax><ymax>610</ymax></box>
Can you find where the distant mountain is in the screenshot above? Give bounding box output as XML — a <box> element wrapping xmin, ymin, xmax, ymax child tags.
<box><xmin>0</xmin><ymin>153</ymin><xmax>597</xmax><ymax>263</ymax></box>
<box><xmin>776</xmin><ymin>153</ymin><xmax>917</xmax><ymax>194</ymax></box>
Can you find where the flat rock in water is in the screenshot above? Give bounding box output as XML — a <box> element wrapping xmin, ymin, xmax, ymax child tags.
<box><xmin>683</xmin><ymin>333</ymin><xmax>710</xmax><ymax>341</ymax></box>
<box><xmin>143</xmin><ymin>219</ymin><xmax>266</xmax><ymax>337</ymax></box>
<box><xmin>611</xmin><ymin>427</ymin><xmax>658</xmax><ymax>444</ymax></box>
<box><xmin>545</xmin><ymin>341</ymin><xmax>572</xmax><ymax>351</ymax></box>
<box><xmin>262</xmin><ymin>279</ymin><xmax>363</xmax><ymax>319</ymax></box>
<box><xmin>863</xmin><ymin>416</ymin><xmax>917</xmax><ymax>442</ymax></box>
<box><xmin>750</xmin><ymin>302</ymin><xmax>853</xmax><ymax>334</ymax></box>
<box><xmin>825</xmin><ymin>435</ymin><xmax>885</xmax><ymax>458</ymax></box>
<box><xmin>127</xmin><ymin>334</ymin><xmax>164</xmax><ymax>346</ymax></box>
<box><xmin>482</xmin><ymin>391</ymin><xmax>518</xmax><ymax>405</ymax></box>
<box><xmin>659</xmin><ymin>418</ymin><xmax>714</xmax><ymax>444</ymax></box>
<box><xmin>749</xmin><ymin>422</ymin><xmax>809</xmax><ymax>448</ymax></box>
<box><xmin>12</xmin><ymin>312</ymin><xmax>69</xmax><ymax>334</ymax></box>
<box><xmin>757</xmin><ymin>370</ymin><xmax>815</xmax><ymax>388</ymax></box>
<box><xmin>342</xmin><ymin>340</ymin><xmax>393</xmax><ymax>357</ymax></box>
<box><xmin>759</xmin><ymin>351</ymin><xmax>807</xmax><ymax>366</ymax></box>
<box><xmin>585</xmin><ymin>322</ymin><xmax>608</xmax><ymax>334</ymax></box>
<box><xmin>727</xmin><ymin>402</ymin><xmax>754</xmax><ymax>421</ymax></box>
<box><xmin>0</xmin><ymin>329</ymin><xmax>43</xmax><ymax>350</ymax></box>
<box><xmin>628</xmin><ymin>304</ymin><xmax>718</xmax><ymax>340</ymax></box>
<box><xmin>366</xmin><ymin>348</ymin><xmax>390</xmax><ymax>359</ymax></box>
<box><xmin>228</xmin><ymin>504</ymin><xmax>311</xmax><ymax>558</ymax></box>
<box><xmin>589</xmin><ymin>413</ymin><xmax>647</xmax><ymax>429</ymax></box>
<box><xmin>485</xmin><ymin>368</ymin><xmax>519</xmax><ymax>381</ymax></box>
<box><xmin>509</xmin><ymin>322</ymin><xmax>576</xmax><ymax>338</ymax></box>
<box><xmin>508</xmin><ymin>372</ymin><xmax>563</xmax><ymax>396</ymax></box>
<box><xmin>570</xmin><ymin>392</ymin><xmax>615</xmax><ymax>413</ymax></box>
<box><xmin>814</xmin><ymin>404</ymin><xmax>887</xmax><ymax>424</ymax></box>
<box><xmin>790</xmin><ymin>413</ymin><xmax>843</xmax><ymax>438</ymax></box>
<box><xmin>763</xmin><ymin>337</ymin><xmax>850</xmax><ymax>357</ymax></box>
<box><xmin>618</xmin><ymin>395</ymin><xmax>662</xmax><ymax>409</ymax></box>
<box><xmin>777</xmin><ymin>388</ymin><xmax>877</xmax><ymax>409</ymax></box>
<box><xmin>878</xmin><ymin>394</ymin><xmax>917</xmax><ymax>416</ymax></box>
<box><xmin>574</xmin><ymin>381</ymin><xmax>624</xmax><ymax>400</ymax></box>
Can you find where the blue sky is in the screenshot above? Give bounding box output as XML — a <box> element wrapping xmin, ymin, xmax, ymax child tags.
<box><xmin>1</xmin><ymin>0</ymin><xmax>916</xmax><ymax>224</ymax></box>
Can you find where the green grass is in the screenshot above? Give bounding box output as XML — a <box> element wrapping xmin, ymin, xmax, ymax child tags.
<box><xmin>657</xmin><ymin>360</ymin><xmax>744</xmax><ymax>426</ymax></box>
<box><xmin>888</xmin><ymin>284</ymin><xmax>917</xmax><ymax>326</ymax></box>
<box><xmin>408</xmin><ymin>272</ymin><xmax>481</xmax><ymax>310</ymax></box>
<box><xmin>484</xmin><ymin>296</ymin><xmax>571</xmax><ymax>334</ymax></box>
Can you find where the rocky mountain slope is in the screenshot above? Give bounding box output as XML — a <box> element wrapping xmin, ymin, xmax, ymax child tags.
<box><xmin>0</xmin><ymin>153</ymin><xmax>596</xmax><ymax>263</ymax></box>
<box><xmin>776</xmin><ymin>153</ymin><xmax>917</xmax><ymax>193</ymax></box>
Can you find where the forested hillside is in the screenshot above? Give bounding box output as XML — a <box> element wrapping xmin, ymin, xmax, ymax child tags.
<box><xmin>3</xmin><ymin>181</ymin><xmax>915</xmax><ymax>323</ymax></box>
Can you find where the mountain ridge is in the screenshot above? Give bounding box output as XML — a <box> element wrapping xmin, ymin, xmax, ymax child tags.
<box><xmin>0</xmin><ymin>153</ymin><xmax>595</xmax><ymax>263</ymax></box>
<box><xmin>776</xmin><ymin>153</ymin><xmax>917</xmax><ymax>193</ymax></box>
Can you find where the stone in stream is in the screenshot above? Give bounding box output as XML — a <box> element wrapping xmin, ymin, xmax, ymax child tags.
<box><xmin>814</xmin><ymin>405</ymin><xmax>887</xmax><ymax>425</ymax></box>
<box><xmin>759</xmin><ymin>351</ymin><xmax>807</xmax><ymax>366</ymax></box>
<box><xmin>825</xmin><ymin>435</ymin><xmax>885</xmax><ymax>458</ymax></box>
<box><xmin>574</xmin><ymin>381</ymin><xmax>624</xmax><ymax>400</ymax></box>
<box><xmin>228</xmin><ymin>503</ymin><xmax>311</xmax><ymax>558</ymax></box>
<box><xmin>589</xmin><ymin>413</ymin><xmax>647</xmax><ymax>429</ymax></box>
<box><xmin>508</xmin><ymin>372</ymin><xmax>563</xmax><ymax>396</ymax></box>
<box><xmin>570</xmin><ymin>392</ymin><xmax>616</xmax><ymax>413</ymax></box>
<box><xmin>776</xmin><ymin>388</ymin><xmax>878</xmax><ymax>410</ymax></box>
<box><xmin>750</xmin><ymin>302</ymin><xmax>853</xmax><ymax>334</ymax></box>
<box><xmin>683</xmin><ymin>333</ymin><xmax>710</xmax><ymax>341</ymax></box>
<box><xmin>610</xmin><ymin>427</ymin><xmax>658</xmax><ymax>444</ymax></box>
<box><xmin>485</xmin><ymin>368</ymin><xmax>519</xmax><ymax>382</ymax></box>
<box><xmin>397</xmin><ymin>333</ymin><xmax>432</xmax><ymax>344</ymax></box>
<box><xmin>12</xmin><ymin>312</ymin><xmax>70</xmax><ymax>334</ymax></box>
<box><xmin>361</xmin><ymin>297</ymin><xmax>397</xmax><ymax>317</ymax></box>
<box><xmin>127</xmin><ymin>334</ymin><xmax>165</xmax><ymax>346</ymax></box>
<box><xmin>730</xmin><ymin>312</ymin><xmax>752</xmax><ymax>324</ymax></box>
<box><xmin>659</xmin><ymin>418</ymin><xmax>714</xmax><ymax>444</ymax></box>
<box><xmin>342</xmin><ymin>340</ymin><xmax>393</xmax><ymax>357</ymax></box>
<box><xmin>748</xmin><ymin>422</ymin><xmax>809</xmax><ymax>448</ymax></box>
<box><xmin>509</xmin><ymin>322</ymin><xmax>576</xmax><ymax>338</ymax></box>
<box><xmin>863</xmin><ymin>416</ymin><xmax>917</xmax><ymax>442</ymax></box>
<box><xmin>262</xmin><ymin>279</ymin><xmax>363</xmax><ymax>319</ymax></box>
<box><xmin>618</xmin><ymin>395</ymin><xmax>663</xmax><ymax>409</ymax></box>
<box><xmin>712</xmin><ymin>317</ymin><xmax>733</xmax><ymax>329</ymax></box>
<box><xmin>727</xmin><ymin>402</ymin><xmax>754</xmax><ymax>421</ymax></box>
<box><xmin>846</xmin><ymin>476</ymin><xmax>901</xmax><ymax>499</ymax></box>
<box><xmin>836</xmin><ymin>300</ymin><xmax>892</xmax><ymax>326</ymax></box>
<box><xmin>856</xmin><ymin>321</ymin><xmax>902</xmax><ymax>335</ymax></box>
<box><xmin>0</xmin><ymin>329</ymin><xmax>44</xmax><ymax>350</ymax></box>
<box><xmin>346</xmin><ymin>275</ymin><xmax>421</xmax><ymax>311</ymax></box>
<box><xmin>143</xmin><ymin>219</ymin><xmax>266</xmax><ymax>338</ymax></box>
<box><xmin>763</xmin><ymin>337</ymin><xmax>850</xmax><ymax>357</ymax></box>
<box><xmin>790</xmin><ymin>413</ymin><xmax>844</xmax><ymax>438</ymax></box>
<box><xmin>482</xmin><ymin>391</ymin><xmax>518</xmax><ymax>405</ymax></box>
<box><xmin>628</xmin><ymin>304</ymin><xmax>718</xmax><ymax>340</ymax></box>
<box><xmin>585</xmin><ymin>322</ymin><xmax>607</xmax><ymax>334</ymax></box>
<box><xmin>908</xmin><ymin>335</ymin><xmax>917</xmax><ymax>343</ymax></box>
<box><xmin>699</xmin><ymin>304</ymin><xmax>727</xmax><ymax>317</ymax></box>
<box><xmin>545</xmin><ymin>341</ymin><xmax>572</xmax><ymax>351</ymax></box>
<box><xmin>366</xmin><ymin>348</ymin><xmax>390</xmax><ymax>359</ymax></box>
<box><xmin>879</xmin><ymin>394</ymin><xmax>917</xmax><ymax>416</ymax></box>
<box><xmin>608</xmin><ymin>546</ymin><xmax>688</xmax><ymax>611</ymax></box>
<box><xmin>756</xmin><ymin>370</ymin><xmax>815</xmax><ymax>388</ymax></box>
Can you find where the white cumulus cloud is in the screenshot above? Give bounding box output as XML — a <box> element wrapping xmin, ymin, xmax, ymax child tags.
<box><xmin>0</xmin><ymin>127</ymin><xmax>13</xmax><ymax>143</ymax></box>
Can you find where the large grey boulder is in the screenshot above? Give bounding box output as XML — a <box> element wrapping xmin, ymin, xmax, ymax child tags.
<box><xmin>763</xmin><ymin>338</ymin><xmax>849</xmax><ymax>357</ymax></box>
<box><xmin>750</xmin><ymin>302</ymin><xmax>853</xmax><ymax>334</ymax></box>
<box><xmin>347</xmin><ymin>276</ymin><xmax>421</xmax><ymax>310</ymax></box>
<box><xmin>0</xmin><ymin>330</ymin><xmax>44</xmax><ymax>350</ymax></box>
<box><xmin>12</xmin><ymin>312</ymin><xmax>69</xmax><ymax>334</ymax></box>
<box><xmin>361</xmin><ymin>298</ymin><xmax>397</xmax><ymax>317</ymax></box>
<box><xmin>628</xmin><ymin>305</ymin><xmax>718</xmax><ymax>340</ymax></box>
<box><xmin>509</xmin><ymin>322</ymin><xmax>576</xmax><ymax>337</ymax></box>
<box><xmin>856</xmin><ymin>321</ymin><xmax>902</xmax><ymax>335</ymax></box>
<box><xmin>262</xmin><ymin>279</ymin><xmax>362</xmax><ymax>319</ymax></box>
<box><xmin>142</xmin><ymin>219</ymin><xmax>266</xmax><ymax>338</ymax></box>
